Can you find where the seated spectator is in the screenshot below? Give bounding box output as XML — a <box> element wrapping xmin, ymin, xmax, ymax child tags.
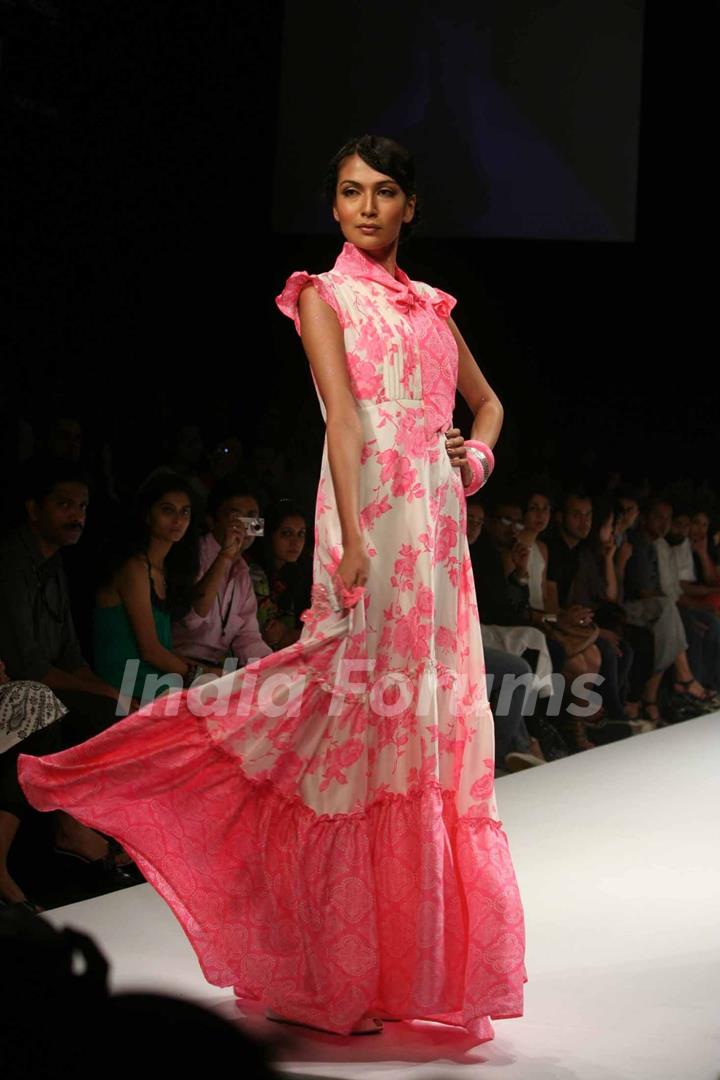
<box><xmin>466</xmin><ymin>497</ymin><xmax>484</xmax><ymax>547</ymax></box>
<box><xmin>518</xmin><ymin>486</ymin><xmax>558</xmax><ymax>615</ymax></box>
<box><xmin>576</xmin><ymin>498</ymin><xmax>651</xmax><ymax>728</ymax></box>
<box><xmin>614</xmin><ymin>486</ymin><xmax>641</xmax><ymax>549</ymax></box>
<box><xmin>651</xmin><ymin>501</ymin><xmax>720</xmax><ymax>705</ymax></box>
<box><xmin>0</xmin><ymin>664</ymin><xmax>135</xmax><ymax>911</ymax></box>
<box><xmin>0</xmin><ymin>462</ymin><xmax>149</xmax><ymax>880</ymax></box>
<box><xmin>0</xmin><ymin>461</ymin><xmax>124</xmax><ymax>709</ymax></box>
<box><xmin>172</xmin><ymin>477</ymin><xmax>272</xmax><ymax>669</ymax></box>
<box><xmin>684</xmin><ymin>509</ymin><xmax>720</xmax><ymax>611</ymax></box>
<box><xmin>545</xmin><ymin>492</ymin><xmax>632</xmax><ymax>742</ymax></box>
<box><xmin>94</xmin><ymin>474</ymin><xmax>220</xmax><ymax>704</ymax></box>
<box><xmin>524</xmin><ymin>492</ymin><xmax>602</xmax><ymax>686</ymax></box>
<box><xmin>469</xmin><ymin>495</ymin><xmax>557</xmax><ymax>695</ymax></box>
<box><xmin>483</xmin><ymin>648</ymin><xmax>547</xmax><ymax>771</ymax></box>
<box><xmin>246</xmin><ymin>500</ymin><xmax>312</xmax><ymax>651</ymax></box>
<box><xmin>623</xmin><ymin>497</ymin><xmax>713</xmax><ymax>724</ymax></box>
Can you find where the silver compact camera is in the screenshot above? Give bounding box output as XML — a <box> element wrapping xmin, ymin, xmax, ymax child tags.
<box><xmin>236</xmin><ymin>515</ymin><xmax>264</xmax><ymax>537</ymax></box>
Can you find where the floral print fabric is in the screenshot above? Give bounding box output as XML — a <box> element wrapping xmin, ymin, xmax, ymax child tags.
<box><xmin>19</xmin><ymin>241</ymin><xmax>526</xmax><ymax>1040</ymax></box>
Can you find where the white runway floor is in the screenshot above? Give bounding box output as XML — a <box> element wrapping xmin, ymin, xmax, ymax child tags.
<box><xmin>45</xmin><ymin>713</ymin><xmax>720</xmax><ymax>1079</ymax></box>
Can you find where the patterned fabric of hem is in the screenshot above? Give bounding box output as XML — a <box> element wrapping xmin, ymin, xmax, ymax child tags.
<box><xmin>18</xmin><ymin>701</ymin><xmax>526</xmax><ymax>1039</ymax></box>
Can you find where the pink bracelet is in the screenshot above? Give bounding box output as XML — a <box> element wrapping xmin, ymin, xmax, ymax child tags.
<box><xmin>462</xmin><ymin>439</ymin><xmax>495</xmax><ymax>496</ymax></box>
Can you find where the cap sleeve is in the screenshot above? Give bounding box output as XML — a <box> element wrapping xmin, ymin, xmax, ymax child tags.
<box><xmin>415</xmin><ymin>282</ymin><xmax>457</xmax><ymax>320</ymax></box>
<box><xmin>275</xmin><ymin>271</ymin><xmax>344</xmax><ymax>336</ymax></box>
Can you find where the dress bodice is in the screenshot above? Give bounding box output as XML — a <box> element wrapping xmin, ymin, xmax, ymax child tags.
<box><xmin>276</xmin><ymin>241</ymin><xmax>459</xmax><ymax>441</ymax></box>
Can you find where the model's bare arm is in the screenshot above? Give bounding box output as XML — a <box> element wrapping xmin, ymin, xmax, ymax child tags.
<box><xmin>297</xmin><ymin>286</ymin><xmax>368</xmax><ymax>586</ymax></box>
<box><xmin>450</xmin><ymin>317</ymin><xmax>504</xmax><ymax>448</ymax></box>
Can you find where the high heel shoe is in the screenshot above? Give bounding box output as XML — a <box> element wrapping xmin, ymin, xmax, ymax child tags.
<box><xmin>671</xmin><ymin>680</ymin><xmax>718</xmax><ymax>714</ymax></box>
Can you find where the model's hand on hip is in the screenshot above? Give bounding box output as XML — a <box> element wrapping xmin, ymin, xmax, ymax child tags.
<box><xmin>444</xmin><ymin>427</ymin><xmax>472</xmax><ymax>486</ymax></box>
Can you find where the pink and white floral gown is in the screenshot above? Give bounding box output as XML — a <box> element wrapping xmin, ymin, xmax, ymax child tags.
<box><xmin>19</xmin><ymin>241</ymin><xmax>527</xmax><ymax>1040</ymax></box>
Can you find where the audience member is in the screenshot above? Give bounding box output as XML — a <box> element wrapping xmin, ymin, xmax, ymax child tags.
<box><xmin>483</xmin><ymin>648</ymin><xmax>547</xmax><ymax>771</ymax></box>
<box><xmin>246</xmin><ymin>499</ymin><xmax>312</xmax><ymax>651</ymax></box>
<box><xmin>94</xmin><ymin>474</ymin><xmax>222</xmax><ymax>704</ymax></box>
<box><xmin>173</xmin><ymin>477</ymin><xmax>272</xmax><ymax>669</ymax></box>
<box><xmin>466</xmin><ymin>497</ymin><xmax>484</xmax><ymax>547</ymax></box>
<box><xmin>651</xmin><ymin>502</ymin><xmax>720</xmax><ymax>704</ymax></box>
<box><xmin>687</xmin><ymin>509</ymin><xmax>720</xmax><ymax>609</ymax></box>
<box><xmin>470</xmin><ymin>496</ymin><xmax>556</xmax><ymax>680</ymax></box>
<box><xmin>518</xmin><ymin>486</ymin><xmax>558</xmax><ymax>615</ymax></box>
<box><xmin>0</xmin><ymin>461</ymin><xmax>124</xmax><ymax>710</ymax></box>
<box><xmin>623</xmin><ymin>497</ymin><xmax>712</xmax><ymax>725</ymax></box>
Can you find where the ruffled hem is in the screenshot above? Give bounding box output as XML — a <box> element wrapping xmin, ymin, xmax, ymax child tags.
<box><xmin>19</xmin><ymin>703</ymin><xmax>526</xmax><ymax>1039</ymax></box>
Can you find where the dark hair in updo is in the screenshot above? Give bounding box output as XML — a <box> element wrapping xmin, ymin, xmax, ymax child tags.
<box><xmin>323</xmin><ymin>134</ymin><xmax>421</xmax><ymax>241</ymax></box>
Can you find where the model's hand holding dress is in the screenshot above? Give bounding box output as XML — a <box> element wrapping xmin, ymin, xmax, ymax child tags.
<box><xmin>18</xmin><ymin>242</ymin><xmax>527</xmax><ymax>1040</ymax></box>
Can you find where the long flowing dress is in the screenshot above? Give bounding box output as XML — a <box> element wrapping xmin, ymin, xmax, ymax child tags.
<box><xmin>18</xmin><ymin>241</ymin><xmax>527</xmax><ymax>1041</ymax></box>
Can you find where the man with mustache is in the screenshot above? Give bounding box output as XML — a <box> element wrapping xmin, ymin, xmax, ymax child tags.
<box><xmin>0</xmin><ymin>461</ymin><xmax>120</xmax><ymax>702</ymax></box>
<box><xmin>0</xmin><ymin>461</ymin><xmax>138</xmax><ymax>892</ymax></box>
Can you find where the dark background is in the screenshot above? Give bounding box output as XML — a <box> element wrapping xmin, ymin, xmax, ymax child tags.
<box><xmin>2</xmin><ymin>1</ymin><xmax>714</xmax><ymax>497</ymax></box>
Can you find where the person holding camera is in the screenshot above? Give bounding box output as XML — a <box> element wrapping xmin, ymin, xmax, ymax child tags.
<box><xmin>172</xmin><ymin>477</ymin><xmax>272</xmax><ymax>669</ymax></box>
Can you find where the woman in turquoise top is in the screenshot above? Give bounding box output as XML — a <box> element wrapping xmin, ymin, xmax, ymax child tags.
<box><xmin>94</xmin><ymin>473</ymin><xmax>218</xmax><ymax>703</ymax></box>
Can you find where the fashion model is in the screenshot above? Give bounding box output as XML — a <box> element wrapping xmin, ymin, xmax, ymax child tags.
<box><xmin>20</xmin><ymin>135</ymin><xmax>526</xmax><ymax>1040</ymax></box>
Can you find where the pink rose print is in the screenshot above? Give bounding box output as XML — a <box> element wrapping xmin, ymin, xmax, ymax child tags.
<box><xmin>470</xmin><ymin>758</ymin><xmax>496</xmax><ymax>801</ymax></box>
<box><xmin>376</xmin><ymin>449</ymin><xmax>419</xmax><ymax>498</ymax></box>
<box><xmin>391</xmin><ymin>543</ymin><xmax>419</xmax><ymax>590</ymax></box>
<box><xmin>393</xmin><ymin>607</ymin><xmax>431</xmax><ymax>661</ymax></box>
<box><xmin>436</xmin><ymin>625</ymin><xmax>457</xmax><ymax>653</ymax></box>
<box><xmin>360</xmin><ymin>438</ymin><xmax>377</xmax><ymax>465</ymax></box>
<box><xmin>396</xmin><ymin>412</ymin><xmax>428</xmax><ymax>459</ymax></box>
<box><xmin>319</xmin><ymin>738</ymin><xmax>364</xmax><ymax>791</ymax></box>
<box><xmin>416</xmin><ymin>584</ymin><xmax>434</xmax><ymax>618</ymax></box>
<box><xmin>435</xmin><ymin>515</ymin><xmax>459</xmax><ymax>564</ymax></box>
<box><xmin>359</xmin><ymin>494</ymin><xmax>392</xmax><ymax>531</ymax></box>
<box><xmin>351</xmin><ymin>356</ymin><xmax>383</xmax><ymax>399</ymax></box>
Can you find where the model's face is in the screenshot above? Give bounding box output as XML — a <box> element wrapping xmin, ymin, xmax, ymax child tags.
<box><xmin>524</xmin><ymin>494</ymin><xmax>551</xmax><ymax>535</ymax></box>
<box><xmin>332</xmin><ymin>154</ymin><xmax>415</xmax><ymax>252</ymax></box>
<box><xmin>272</xmin><ymin>515</ymin><xmax>306</xmax><ymax>564</ymax></box>
<box><xmin>212</xmin><ymin>495</ymin><xmax>260</xmax><ymax>553</ymax></box>
<box><xmin>562</xmin><ymin>498</ymin><xmax>592</xmax><ymax>541</ymax></box>
<box><xmin>466</xmin><ymin>504</ymin><xmax>484</xmax><ymax>544</ymax></box>
<box><xmin>27</xmin><ymin>482</ymin><xmax>89</xmax><ymax>547</ymax></box>
<box><xmin>644</xmin><ymin>503</ymin><xmax>672</xmax><ymax>540</ymax></box>
<box><xmin>147</xmin><ymin>491</ymin><xmax>192</xmax><ymax>544</ymax></box>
